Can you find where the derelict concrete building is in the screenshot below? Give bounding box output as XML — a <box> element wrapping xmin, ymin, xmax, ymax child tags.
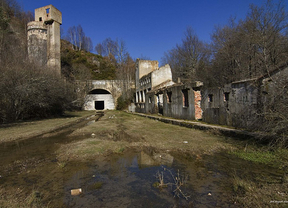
<box><xmin>27</xmin><ymin>5</ymin><xmax>62</xmax><ymax>74</ymax></box>
<box><xmin>135</xmin><ymin>59</ymin><xmax>203</xmax><ymax>120</ymax></box>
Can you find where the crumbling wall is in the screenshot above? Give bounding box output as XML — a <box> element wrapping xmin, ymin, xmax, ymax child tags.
<box><xmin>27</xmin><ymin>21</ymin><xmax>48</xmax><ymax>66</ymax></box>
<box><xmin>202</xmin><ymin>79</ymin><xmax>260</xmax><ymax>128</ymax></box>
<box><xmin>151</xmin><ymin>64</ymin><xmax>173</xmax><ymax>88</ymax></box>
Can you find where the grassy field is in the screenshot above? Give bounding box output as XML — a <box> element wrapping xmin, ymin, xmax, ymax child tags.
<box><xmin>0</xmin><ymin>111</ymin><xmax>95</xmax><ymax>143</ymax></box>
<box><xmin>56</xmin><ymin>110</ymin><xmax>236</xmax><ymax>161</ymax></box>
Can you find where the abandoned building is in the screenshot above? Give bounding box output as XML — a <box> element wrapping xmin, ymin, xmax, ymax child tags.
<box><xmin>27</xmin><ymin>5</ymin><xmax>62</xmax><ymax>74</ymax></box>
<box><xmin>135</xmin><ymin>59</ymin><xmax>203</xmax><ymax>120</ymax></box>
<box><xmin>201</xmin><ymin>63</ymin><xmax>288</xmax><ymax>129</ymax></box>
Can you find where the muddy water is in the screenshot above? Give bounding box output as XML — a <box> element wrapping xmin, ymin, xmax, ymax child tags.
<box><xmin>0</xmin><ymin>115</ymin><xmax>283</xmax><ymax>207</ymax></box>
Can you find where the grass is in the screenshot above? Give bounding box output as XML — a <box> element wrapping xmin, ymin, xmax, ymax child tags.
<box><xmin>0</xmin><ymin>111</ymin><xmax>95</xmax><ymax>143</ymax></box>
<box><xmin>56</xmin><ymin>110</ymin><xmax>236</xmax><ymax>161</ymax></box>
<box><xmin>230</xmin><ymin>147</ymin><xmax>288</xmax><ymax>169</ymax></box>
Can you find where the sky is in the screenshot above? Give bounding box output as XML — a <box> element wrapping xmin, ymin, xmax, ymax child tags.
<box><xmin>21</xmin><ymin>0</ymin><xmax>281</xmax><ymax>64</ymax></box>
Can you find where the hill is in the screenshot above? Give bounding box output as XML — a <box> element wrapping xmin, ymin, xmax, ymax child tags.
<box><xmin>61</xmin><ymin>40</ymin><xmax>117</xmax><ymax>81</ymax></box>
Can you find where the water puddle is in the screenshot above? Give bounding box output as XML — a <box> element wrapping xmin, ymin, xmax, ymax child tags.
<box><xmin>0</xmin><ymin>113</ymin><xmax>284</xmax><ymax>207</ymax></box>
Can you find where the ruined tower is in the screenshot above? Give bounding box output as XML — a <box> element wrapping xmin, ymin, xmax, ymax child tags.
<box><xmin>27</xmin><ymin>5</ymin><xmax>62</xmax><ymax>74</ymax></box>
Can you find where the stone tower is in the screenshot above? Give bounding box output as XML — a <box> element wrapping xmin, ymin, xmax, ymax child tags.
<box><xmin>27</xmin><ymin>5</ymin><xmax>62</xmax><ymax>74</ymax></box>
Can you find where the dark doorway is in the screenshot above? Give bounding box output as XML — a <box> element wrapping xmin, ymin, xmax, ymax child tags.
<box><xmin>95</xmin><ymin>101</ymin><xmax>104</xmax><ymax>110</ymax></box>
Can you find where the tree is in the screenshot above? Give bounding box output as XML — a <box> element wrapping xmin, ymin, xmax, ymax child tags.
<box><xmin>162</xmin><ymin>27</ymin><xmax>210</xmax><ymax>83</ymax></box>
<box><xmin>95</xmin><ymin>43</ymin><xmax>104</xmax><ymax>56</ymax></box>
<box><xmin>210</xmin><ymin>0</ymin><xmax>288</xmax><ymax>86</ymax></box>
<box><xmin>66</xmin><ymin>25</ymin><xmax>93</xmax><ymax>52</ymax></box>
<box><xmin>0</xmin><ymin>0</ymin><xmax>76</xmax><ymax>123</ymax></box>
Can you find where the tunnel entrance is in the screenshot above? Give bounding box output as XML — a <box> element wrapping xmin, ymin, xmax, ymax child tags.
<box><xmin>83</xmin><ymin>89</ymin><xmax>115</xmax><ymax>110</ymax></box>
<box><xmin>95</xmin><ymin>101</ymin><xmax>105</xmax><ymax>110</ymax></box>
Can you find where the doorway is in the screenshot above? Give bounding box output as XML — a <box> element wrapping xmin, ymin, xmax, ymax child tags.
<box><xmin>95</xmin><ymin>101</ymin><xmax>104</xmax><ymax>110</ymax></box>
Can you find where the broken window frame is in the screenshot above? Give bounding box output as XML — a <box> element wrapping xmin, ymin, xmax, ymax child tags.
<box><xmin>224</xmin><ymin>92</ymin><xmax>230</xmax><ymax>102</ymax></box>
<box><xmin>167</xmin><ymin>91</ymin><xmax>172</xmax><ymax>103</ymax></box>
<box><xmin>208</xmin><ymin>94</ymin><xmax>213</xmax><ymax>102</ymax></box>
<box><xmin>182</xmin><ymin>89</ymin><xmax>189</xmax><ymax>107</ymax></box>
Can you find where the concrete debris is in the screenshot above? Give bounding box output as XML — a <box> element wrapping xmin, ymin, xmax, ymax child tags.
<box><xmin>71</xmin><ymin>188</ymin><xmax>82</xmax><ymax>196</ymax></box>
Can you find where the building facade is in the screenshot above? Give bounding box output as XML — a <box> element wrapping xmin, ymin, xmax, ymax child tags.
<box><xmin>201</xmin><ymin>64</ymin><xmax>288</xmax><ymax>129</ymax></box>
<box><xmin>135</xmin><ymin>59</ymin><xmax>203</xmax><ymax>120</ymax></box>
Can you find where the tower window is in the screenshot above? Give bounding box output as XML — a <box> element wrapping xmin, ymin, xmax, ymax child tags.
<box><xmin>39</xmin><ymin>17</ymin><xmax>42</xmax><ymax>21</ymax></box>
<box><xmin>46</xmin><ymin>8</ymin><xmax>50</xmax><ymax>14</ymax></box>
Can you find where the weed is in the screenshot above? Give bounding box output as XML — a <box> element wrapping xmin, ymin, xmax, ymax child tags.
<box><xmin>25</xmin><ymin>190</ymin><xmax>42</xmax><ymax>207</ymax></box>
<box><xmin>230</xmin><ymin>149</ymin><xmax>277</xmax><ymax>165</ymax></box>
<box><xmin>118</xmin><ymin>147</ymin><xmax>125</xmax><ymax>153</ymax></box>
<box><xmin>89</xmin><ymin>182</ymin><xmax>103</xmax><ymax>190</ymax></box>
<box><xmin>154</xmin><ymin>167</ymin><xmax>190</xmax><ymax>200</ymax></box>
<box><xmin>57</xmin><ymin>161</ymin><xmax>67</xmax><ymax>168</ymax></box>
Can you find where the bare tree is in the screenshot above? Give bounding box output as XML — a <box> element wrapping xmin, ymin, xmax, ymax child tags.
<box><xmin>67</xmin><ymin>26</ymin><xmax>77</xmax><ymax>50</ymax></box>
<box><xmin>95</xmin><ymin>43</ymin><xmax>104</xmax><ymax>56</ymax></box>
<box><xmin>162</xmin><ymin>27</ymin><xmax>210</xmax><ymax>82</ymax></box>
<box><xmin>210</xmin><ymin>0</ymin><xmax>288</xmax><ymax>86</ymax></box>
<box><xmin>83</xmin><ymin>36</ymin><xmax>93</xmax><ymax>52</ymax></box>
<box><xmin>66</xmin><ymin>25</ymin><xmax>93</xmax><ymax>52</ymax></box>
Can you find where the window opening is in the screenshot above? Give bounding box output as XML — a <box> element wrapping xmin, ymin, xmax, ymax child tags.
<box><xmin>136</xmin><ymin>92</ymin><xmax>139</xmax><ymax>103</ymax></box>
<box><xmin>46</xmin><ymin>8</ymin><xmax>50</xmax><ymax>14</ymax></box>
<box><xmin>148</xmin><ymin>97</ymin><xmax>152</xmax><ymax>103</ymax></box>
<box><xmin>208</xmin><ymin>94</ymin><xmax>213</xmax><ymax>102</ymax></box>
<box><xmin>224</xmin><ymin>92</ymin><xmax>230</xmax><ymax>102</ymax></box>
<box><xmin>167</xmin><ymin>91</ymin><xmax>172</xmax><ymax>103</ymax></box>
<box><xmin>182</xmin><ymin>89</ymin><xmax>189</xmax><ymax>107</ymax></box>
<box><xmin>39</xmin><ymin>17</ymin><xmax>42</xmax><ymax>21</ymax></box>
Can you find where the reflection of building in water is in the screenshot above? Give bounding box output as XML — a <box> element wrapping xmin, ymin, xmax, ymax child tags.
<box><xmin>138</xmin><ymin>151</ymin><xmax>174</xmax><ymax>168</ymax></box>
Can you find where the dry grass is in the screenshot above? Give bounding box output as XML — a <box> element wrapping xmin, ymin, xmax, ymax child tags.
<box><xmin>56</xmin><ymin>111</ymin><xmax>235</xmax><ymax>161</ymax></box>
<box><xmin>0</xmin><ymin>111</ymin><xmax>95</xmax><ymax>143</ymax></box>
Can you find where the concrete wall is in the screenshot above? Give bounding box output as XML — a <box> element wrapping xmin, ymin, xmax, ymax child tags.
<box><xmin>151</xmin><ymin>64</ymin><xmax>173</xmax><ymax>88</ymax></box>
<box><xmin>202</xmin><ymin>80</ymin><xmax>259</xmax><ymax>128</ymax></box>
<box><xmin>35</xmin><ymin>5</ymin><xmax>62</xmax><ymax>24</ymax></box>
<box><xmin>27</xmin><ymin>21</ymin><xmax>47</xmax><ymax>66</ymax></box>
<box><xmin>80</xmin><ymin>80</ymin><xmax>135</xmax><ymax>110</ymax></box>
<box><xmin>144</xmin><ymin>82</ymin><xmax>203</xmax><ymax>120</ymax></box>
<box><xmin>83</xmin><ymin>94</ymin><xmax>115</xmax><ymax>110</ymax></box>
<box><xmin>135</xmin><ymin>59</ymin><xmax>158</xmax><ymax>92</ymax></box>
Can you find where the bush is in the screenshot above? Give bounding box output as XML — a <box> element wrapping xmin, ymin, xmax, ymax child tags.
<box><xmin>116</xmin><ymin>95</ymin><xmax>130</xmax><ymax>110</ymax></box>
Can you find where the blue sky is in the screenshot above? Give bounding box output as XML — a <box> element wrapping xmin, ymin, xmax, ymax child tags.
<box><xmin>21</xmin><ymin>0</ymin><xmax>279</xmax><ymax>64</ymax></box>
